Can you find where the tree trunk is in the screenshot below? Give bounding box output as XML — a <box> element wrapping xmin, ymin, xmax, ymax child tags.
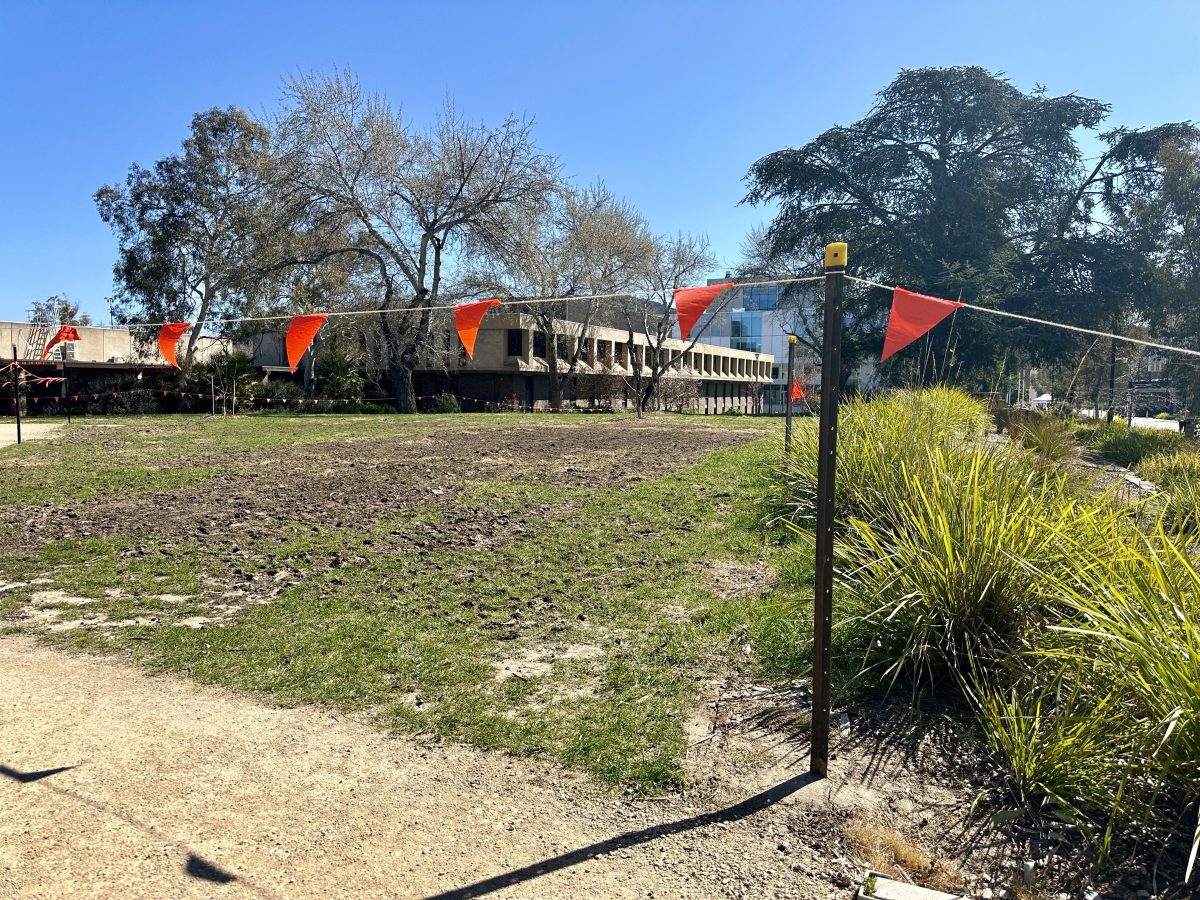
<box><xmin>547</xmin><ymin>350</ymin><xmax>563</xmax><ymax>411</ymax></box>
<box><xmin>381</xmin><ymin>311</ymin><xmax>419</xmax><ymax>414</ymax></box>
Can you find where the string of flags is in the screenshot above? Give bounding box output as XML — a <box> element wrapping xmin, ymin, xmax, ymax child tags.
<box><xmin>29</xmin><ymin>271</ymin><xmax>1199</xmax><ymax>374</ymax></box>
<box><xmin>865</xmin><ymin>279</ymin><xmax>1200</xmax><ymax>361</ymax></box>
<box><xmin>28</xmin><ymin>277</ymin><xmax>820</xmax><ymax>373</ymax></box>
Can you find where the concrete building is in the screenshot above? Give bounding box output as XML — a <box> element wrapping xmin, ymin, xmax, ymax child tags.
<box><xmin>412</xmin><ymin>311</ymin><xmax>774</xmax><ymax>412</ymax></box>
<box><xmin>4</xmin><ymin>312</ymin><xmax>774</xmax><ymax>414</ymax></box>
<box><xmin>696</xmin><ymin>279</ymin><xmax>877</xmax><ymax>412</ymax></box>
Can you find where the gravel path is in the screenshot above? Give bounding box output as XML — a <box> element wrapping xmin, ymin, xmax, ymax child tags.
<box><xmin>0</xmin><ymin>637</ymin><xmax>837</xmax><ymax>899</ymax></box>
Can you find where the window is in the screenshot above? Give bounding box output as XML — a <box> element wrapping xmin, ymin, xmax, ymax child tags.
<box><xmin>772</xmin><ymin>365</ymin><xmax>780</xmax><ymax>380</ymax></box>
<box><xmin>507</xmin><ymin>328</ymin><xmax>523</xmax><ymax>357</ymax></box>
<box><xmin>532</xmin><ymin>331</ymin><xmax>546</xmax><ymax>360</ymax></box>
<box><xmin>730</xmin><ymin>311</ymin><xmax>762</xmax><ymax>353</ymax></box>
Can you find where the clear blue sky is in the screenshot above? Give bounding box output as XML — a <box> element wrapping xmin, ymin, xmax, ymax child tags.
<box><xmin>1</xmin><ymin>0</ymin><xmax>1197</xmax><ymax>323</ymax></box>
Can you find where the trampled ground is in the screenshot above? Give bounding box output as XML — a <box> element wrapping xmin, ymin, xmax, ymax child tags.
<box><xmin>0</xmin><ymin>414</ymin><xmax>1008</xmax><ymax>897</ymax></box>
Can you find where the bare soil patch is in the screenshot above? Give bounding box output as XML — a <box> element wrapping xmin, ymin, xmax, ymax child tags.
<box><xmin>3</xmin><ymin>420</ymin><xmax>757</xmax><ymax>553</ymax></box>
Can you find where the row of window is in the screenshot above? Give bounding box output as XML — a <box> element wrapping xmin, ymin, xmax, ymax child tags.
<box><xmin>506</xmin><ymin>329</ymin><xmax>769</xmax><ymax>378</ymax></box>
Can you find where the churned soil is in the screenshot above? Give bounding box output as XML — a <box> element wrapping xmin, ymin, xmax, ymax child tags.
<box><xmin>1</xmin><ymin>420</ymin><xmax>758</xmax><ymax>554</ymax></box>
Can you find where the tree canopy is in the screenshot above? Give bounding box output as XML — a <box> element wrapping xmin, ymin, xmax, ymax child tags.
<box><xmin>744</xmin><ymin>66</ymin><xmax>1196</xmax><ymax>381</ymax></box>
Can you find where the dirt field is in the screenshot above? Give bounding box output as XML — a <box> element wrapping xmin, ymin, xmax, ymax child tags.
<box><xmin>0</xmin><ymin>415</ymin><xmax>1017</xmax><ymax>897</ymax></box>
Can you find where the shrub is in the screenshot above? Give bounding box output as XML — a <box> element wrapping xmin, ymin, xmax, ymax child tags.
<box><xmin>1086</xmin><ymin>422</ymin><xmax>1187</xmax><ymax>467</ymax></box>
<box><xmin>427</xmin><ymin>393</ymin><xmax>461</xmax><ymax>414</ymax></box>
<box><xmin>1139</xmin><ymin>452</ymin><xmax>1200</xmax><ymax>534</ymax></box>
<box><xmin>835</xmin><ymin>445</ymin><xmax>1123</xmax><ymax>686</ymax></box>
<box><xmin>1038</xmin><ymin>528</ymin><xmax>1200</xmax><ymax>877</ymax></box>
<box><xmin>768</xmin><ymin>386</ymin><xmax>991</xmax><ymax>528</ymax></box>
<box><xmin>970</xmin><ymin>675</ymin><xmax>1132</xmax><ymax>834</ymax></box>
<box><xmin>1010</xmin><ymin>412</ymin><xmax>1078</xmax><ymax>462</ymax></box>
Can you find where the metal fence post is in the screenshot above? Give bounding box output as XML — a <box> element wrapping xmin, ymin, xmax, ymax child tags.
<box><xmin>811</xmin><ymin>241</ymin><xmax>846</xmax><ymax>777</ymax></box>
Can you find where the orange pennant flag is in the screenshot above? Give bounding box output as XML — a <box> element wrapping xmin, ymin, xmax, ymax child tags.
<box><xmin>286</xmin><ymin>314</ymin><xmax>329</xmax><ymax>372</ymax></box>
<box><xmin>790</xmin><ymin>378</ymin><xmax>805</xmax><ymax>401</ymax></box>
<box><xmin>158</xmin><ymin>322</ymin><xmax>191</xmax><ymax>368</ymax></box>
<box><xmin>40</xmin><ymin>325</ymin><xmax>81</xmax><ymax>361</ymax></box>
<box><xmin>454</xmin><ymin>298</ymin><xmax>502</xmax><ymax>359</ymax></box>
<box><xmin>673</xmin><ymin>282</ymin><xmax>733</xmax><ymax>341</ymax></box>
<box><xmin>881</xmin><ymin>287</ymin><xmax>964</xmax><ymax>361</ymax></box>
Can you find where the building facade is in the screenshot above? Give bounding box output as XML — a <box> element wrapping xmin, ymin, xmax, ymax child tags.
<box><xmin>696</xmin><ymin>279</ymin><xmax>877</xmax><ymax>412</ymax></box>
<box><xmin>413</xmin><ymin>311</ymin><xmax>774</xmax><ymax>412</ymax></box>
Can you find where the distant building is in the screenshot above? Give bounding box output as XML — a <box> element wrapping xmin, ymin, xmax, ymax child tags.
<box><xmin>410</xmin><ymin>311</ymin><xmax>772</xmax><ymax>412</ymax></box>
<box><xmin>4</xmin><ymin>310</ymin><xmax>774</xmax><ymax>414</ymax></box>
<box><xmin>696</xmin><ymin>278</ymin><xmax>877</xmax><ymax>410</ymax></box>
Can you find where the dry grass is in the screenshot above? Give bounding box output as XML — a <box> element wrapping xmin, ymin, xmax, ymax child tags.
<box><xmin>846</xmin><ymin>817</ymin><xmax>965</xmax><ymax>892</ymax></box>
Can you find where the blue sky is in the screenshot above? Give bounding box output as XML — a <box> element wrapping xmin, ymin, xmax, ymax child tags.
<box><xmin>1</xmin><ymin>0</ymin><xmax>1197</xmax><ymax>323</ymax></box>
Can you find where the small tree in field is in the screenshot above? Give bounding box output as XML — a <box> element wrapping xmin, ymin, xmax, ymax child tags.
<box><xmin>273</xmin><ymin>72</ymin><xmax>558</xmax><ymax>412</ymax></box>
<box><xmin>621</xmin><ymin>232</ymin><xmax>724</xmax><ymax>416</ymax></box>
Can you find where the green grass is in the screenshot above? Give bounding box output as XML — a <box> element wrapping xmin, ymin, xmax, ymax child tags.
<box><xmin>1010</xmin><ymin>413</ymin><xmax>1078</xmax><ymax>463</ymax></box>
<box><xmin>762</xmin><ymin>386</ymin><xmax>1200</xmax><ymax>883</ymax></box>
<box><xmin>1138</xmin><ymin>451</ymin><xmax>1200</xmax><ymax>534</ymax></box>
<box><xmin>2</xmin><ymin>416</ymin><xmax>805</xmax><ymax>793</ymax></box>
<box><xmin>1083</xmin><ymin>421</ymin><xmax>1188</xmax><ymax>468</ymax></box>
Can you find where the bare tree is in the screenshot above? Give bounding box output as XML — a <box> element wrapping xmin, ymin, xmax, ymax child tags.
<box><xmin>621</xmin><ymin>233</ymin><xmax>721</xmax><ymax>416</ymax></box>
<box><xmin>475</xmin><ymin>182</ymin><xmax>656</xmax><ymax>409</ymax></box>
<box><xmin>274</xmin><ymin>72</ymin><xmax>559</xmax><ymax>412</ymax></box>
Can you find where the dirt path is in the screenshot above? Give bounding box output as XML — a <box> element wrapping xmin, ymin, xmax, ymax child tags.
<box><xmin>0</xmin><ymin>423</ymin><xmax>60</xmax><ymax>448</ymax></box>
<box><xmin>0</xmin><ymin>637</ymin><xmax>848</xmax><ymax>900</ymax></box>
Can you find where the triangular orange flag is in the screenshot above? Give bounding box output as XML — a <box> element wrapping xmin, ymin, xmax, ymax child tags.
<box><xmin>790</xmin><ymin>378</ymin><xmax>805</xmax><ymax>401</ymax></box>
<box><xmin>40</xmin><ymin>325</ymin><xmax>81</xmax><ymax>361</ymax></box>
<box><xmin>454</xmin><ymin>298</ymin><xmax>502</xmax><ymax>359</ymax></box>
<box><xmin>286</xmin><ymin>314</ymin><xmax>329</xmax><ymax>372</ymax></box>
<box><xmin>881</xmin><ymin>287</ymin><xmax>964</xmax><ymax>361</ymax></box>
<box><xmin>674</xmin><ymin>282</ymin><xmax>733</xmax><ymax>341</ymax></box>
<box><xmin>158</xmin><ymin>322</ymin><xmax>191</xmax><ymax>368</ymax></box>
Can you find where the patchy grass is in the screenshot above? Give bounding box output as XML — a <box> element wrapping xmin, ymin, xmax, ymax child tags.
<box><xmin>1</xmin><ymin>413</ymin><xmax>805</xmax><ymax>793</ymax></box>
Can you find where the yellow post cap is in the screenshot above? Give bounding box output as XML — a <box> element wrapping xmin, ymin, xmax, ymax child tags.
<box><xmin>824</xmin><ymin>242</ymin><xmax>848</xmax><ymax>268</ymax></box>
<box><xmin>788</xmin><ymin>334</ymin><xmax>798</xmax><ymax>345</ymax></box>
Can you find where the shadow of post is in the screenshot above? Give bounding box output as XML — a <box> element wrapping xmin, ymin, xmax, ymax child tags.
<box><xmin>0</xmin><ymin>764</ymin><xmax>76</xmax><ymax>783</ymax></box>
<box><xmin>425</xmin><ymin>771</ymin><xmax>821</xmax><ymax>899</ymax></box>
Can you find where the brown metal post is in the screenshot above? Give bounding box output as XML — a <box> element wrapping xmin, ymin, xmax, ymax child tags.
<box><xmin>784</xmin><ymin>335</ymin><xmax>797</xmax><ymax>451</ymax></box>
<box><xmin>12</xmin><ymin>345</ymin><xmax>21</xmax><ymax>445</ymax></box>
<box><xmin>811</xmin><ymin>241</ymin><xmax>846</xmax><ymax>777</ymax></box>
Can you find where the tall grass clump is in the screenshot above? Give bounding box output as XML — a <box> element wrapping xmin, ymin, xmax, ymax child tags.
<box><xmin>1085</xmin><ymin>421</ymin><xmax>1187</xmax><ymax>467</ymax></box>
<box><xmin>1139</xmin><ymin>451</ymin><xmax>1200</xmax><ymax>534</ymax></box>
<box><xmin>764</xmin><ymin>386</ymin><xmax>1200</xmax><ymax>881</ymax></box>
<box><xmin>1037</xmin><ymin>528</ymin><xmax>1200</xmax><ymax>879</ymax></box>
<box><xmin>768</xmin><ymin>386</ymin><xmax>991</xmax><ymax>528</ymax></box>
<box><xmin>835</xmin><ymin>445</ymin><xmax>1123</xmax><ymax>687</ymax></box>
<box><xmin>1010</xmin><ymin>412</ymin><xmax>1078</xmax><ymax>463</ymax></box>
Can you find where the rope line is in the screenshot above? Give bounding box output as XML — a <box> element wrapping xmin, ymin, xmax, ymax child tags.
<box><xmin>846</xmin><ymin>275</ymin><xmax>1200</xmax><ymax>360</ymax></box>
<box><xmin>118</xmin><ymin>276</ymin><xmax>827</xmax><ymax>329</ymax></box>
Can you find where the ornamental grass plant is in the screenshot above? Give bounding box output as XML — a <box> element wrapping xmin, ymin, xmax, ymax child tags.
<box><xmin>767</xmin><ymin>385</ymin><xmax>1200</xmax><ymax>883</ymax></box>
<box><xmin>1009</xmin><ymin>412</ymin><xmax>1078</xmax><ymax>463</ymax></box>
<box><xmin>1139</xmin><ymin>451</ymin><xmax>1200</xmax><ymax>534</ymax></box>
<box><xmin>1085</xmin><ymin>421</ymin><xmax>1188</xmax><ymax>467</ymax></box>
